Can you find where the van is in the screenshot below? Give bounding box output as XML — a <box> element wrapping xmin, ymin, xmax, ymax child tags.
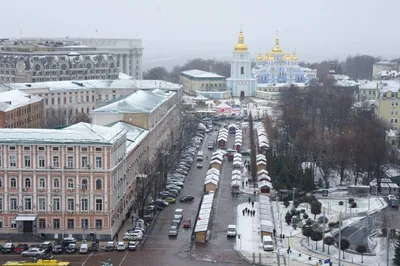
<box><xmin>262</xmin><ymin>236</ymin><xmax>274</xmax><ymax>251</ymax></box>
<box><xmin>197</xmin><ymin>152</ymin><xmax>203</xmax><ymax>161</ymax></box>
<box><xmin>79</xmin><ymin>243</ymin><xmax>88</xmax><ymax>254</ymax></box>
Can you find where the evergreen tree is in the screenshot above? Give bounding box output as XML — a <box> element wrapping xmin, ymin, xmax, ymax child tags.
<box><xmin>394</xmin><ymin>235</ymin><xmax>400</xmax><ymax>265</ymax></box>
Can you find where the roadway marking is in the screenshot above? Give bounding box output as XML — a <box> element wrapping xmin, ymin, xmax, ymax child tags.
<box><xmin>81</xmin><ymin>251</ymin><xmax>94</xmax><ymax>266</ymax></box>
<box><xmin>118</xmin><ymin>251</ymin><xmax>129</xmax><ymax>266</ymax></box>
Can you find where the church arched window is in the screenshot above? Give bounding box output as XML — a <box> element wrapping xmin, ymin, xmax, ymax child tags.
<box><xmin>240</xmin><ymin>67</ymin><xmax>244</xmax><ymax>75</ymax></box>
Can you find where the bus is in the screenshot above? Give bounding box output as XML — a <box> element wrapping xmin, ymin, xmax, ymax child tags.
<box><xmin>3</xmin><ymin>260</ymin><xmax>70</xmax><ymax>266</ymax></box>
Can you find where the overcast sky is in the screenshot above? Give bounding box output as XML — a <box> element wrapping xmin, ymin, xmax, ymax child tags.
<box><xmin>2</xmin><ymin>0</ymin><xmax>399</xmax><ymax>69</ymax></box>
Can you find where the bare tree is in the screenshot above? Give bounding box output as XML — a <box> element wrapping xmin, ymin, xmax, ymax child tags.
<box><xmin>134</xmin><ymin>158</ymin><xmax>156</xmax><ymax>218</ymax></box>
<box><xmin>44</xmin><ymin>107</ymin><xmax>91</xmax><ymax>129</ymax></box>
<box><xmin>248</xmin><ymin>112</ymin><xmax>258</xmax><ymax>187</ymax></box>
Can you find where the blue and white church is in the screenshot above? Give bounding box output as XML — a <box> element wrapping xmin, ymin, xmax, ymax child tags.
<box><xmin>227</xmin><ymin>30</ymin><xmax>317</xmax><ymax>99</ymax></box>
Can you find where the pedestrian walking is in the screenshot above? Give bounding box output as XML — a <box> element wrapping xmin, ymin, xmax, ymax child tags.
<box><xmin>251</xmin><ymin>201</ymin><xmax>254</xmax><ymax>208</ymax></box>
<box><xmin>244</xmin><ymin>207</ymin><xmax>248</xmax><ymax>213</ymax></box>
<box><xmin>253</xmin><ymin>210</ymin><xmax>256</xmax><ymax>216</ymax></box>
<box><xmin>242</xmin><ymin>209</ymin><xmax>245</xmax><ymax>216</ymax></box>
<box><xmin>273</xmin><ymin>229</ymin><xmax>276</xmax><ymax>237</ymax></box>
<box><xmin>248</xmin><ymin>197</ymin><xmax>251</xmax><ymax>204</ymax></box>
<box><xmin>245</xmin><ymin>180</ymin><xmax>248</xmax><ymax>186</ymax></box>
<box><xmin>247</xmin><ymin>210</ymin><xmax>250</xmax><ymax>216</ymax></box>
<box><xmin>242</xmin><ymin>181</ymin><xmax>244</xmax><ymax>187</ymax></box>
<box><xmin>253</xmin><ymin>190</ymin><xmax>256</xmax><ymax>196</ymax></box>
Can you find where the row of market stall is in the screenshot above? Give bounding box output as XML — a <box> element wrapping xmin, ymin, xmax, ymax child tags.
<box><xmin>194</xmin><ymin>193</ymin><xmax>215</xmax><ymax>243</ymax></box>
<box><xmin>234</xmin><ymin>129</ymin><xmax>242</xmax><ymax>152</ymax></box>
<box><xmin>256</xmin><ymin>154</ymin><xmax>273</xmax><ymax>193</ymax></box>
<box><xmin>259</xmin><ymin>195</ymin><xmax>274</xmax><ymax>239</ymax></box>
<box><xmin>217</xmin><ymin>128</ymin><xmax>228</xmax><ymax>149</ymax></box>
<box><xmin>231</xmin><ymin>169</ymin><xmax>242</xmax><ymax>194</ymax></box>
<box><xmin>204</xmin><ymin>150</ymin><xmax>225</xmax><ymax>193</ymax></box>
<box><xmin>256</xmin><ymin>123</ymin><xmax>269</xmax><ymax>153</ymax></box>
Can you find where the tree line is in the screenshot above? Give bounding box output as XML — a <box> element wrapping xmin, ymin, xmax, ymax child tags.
<box><xmin>265</xmin><ymin>85</ymin><xmax>396</xmax><ymax>192</ymax></box>
<box><xmin>144</xmin><ymin>55</ymin><xmax>386</xmax><ymax>83</ymax></box>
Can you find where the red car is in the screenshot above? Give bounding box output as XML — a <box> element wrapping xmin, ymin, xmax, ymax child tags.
<box><xmin>183</xmin><ymin>219</ymin><xmax>191</xmax><ymax>228</ymax></box>
<box><xmin>14</xmin><ymin>243</ymin><xmax>28</xmax><ymax>254</ymax></box>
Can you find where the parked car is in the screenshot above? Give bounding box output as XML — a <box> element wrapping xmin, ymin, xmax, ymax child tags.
<box><xmin>127</xmin><ymin>242</ymin><xmax>136</xmax><ymax>251</ymax></box>
<box><xmin>90</xmin><ymin>242</ymin><xmax>99</xmax><ymax>252</ymax></box>
<box><xmin>169</xmin><ymin>225</ymin><xmax>178</xmax><ymax>237</ymax></box>
<box><xmin>62</xmin><ymin>238</ymin><xmax>77</xmax><ymax>250</ymax></box>
<box><xmin>117</xmin><ymin>242</ymin><xmax>126</xmax><ymax>251</ymax></box>
<box><xmin>240</xmin><ymin>149</ymin><xmax>251</xmax><ymax>156</ymax></box>
<box><xmin>39</xmin><ymin>242</ymin><xmax>53</xmax><ymax>253</ymax></box>
<box><xmin>183</xmin><ymin>219</ymin><xmax>192</xmax><ymax>228</ymax></box>
<box><xmin>52</xmin><ymin>243</ymin><xmax>63</xmax><ymax>254</ymax></box>
<box><xmin>105</xmin><ymin>242</ymin><xmax>115</xmax><ymax>252</ymax></box>
<box><xmin>79</xmin><ymin>243</ymin><xmax>89</xmax><ymax>254</ymax></box>
<box><xmin>167</xmin><ymin>181</ymin><xmax>184</xmax><ymax>187</ymax></box>
<box><xmin>21</xmin><ymin>248</ymin><xmax>46</xmax><ymax>257</ymax></box>
<box><xmin>66</xmin><ymin>243</ymin><xmax>78</xmax><ymax>254</ymax></box>
<box><xmin>3</xmin><ymin>243</ymin><xmax>15</xmax><ymax>253</ymax></box>
<box><xmin>15</xmin><ymin>244</ymin><xmax>28</xmax><ymax>254</ymax></box>
<box><xmin>179</xmin><ymin>195</ymin><xmax>195</xmax><ymax>202</ymax></box>
<box><xmin>165</xmin><ymin>197</ymin><xmax>176</xmax><ymax>204</ymax></box>
<box><xmin>123</xmin><ymin>231</ymin><xmax>143</xmax><ymax>241</ymax></box>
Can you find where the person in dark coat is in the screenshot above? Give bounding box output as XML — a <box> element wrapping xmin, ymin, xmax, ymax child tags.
<box><xmin>242</xmin><ymin>209</ymin><xmax>245</xmax><ymax>216</ymax></box>
<box><xmin>251</xmin><ymin>201</ymin><xmax>254</xmax><ymax>208</ymax></box>
<box><xmin>248</xmin><ymin>197</ymin><xmax>251</xmax><ymax>204</ymax></box>
<box><xmin>253</xmin><ymin>210</ymin><xmax>256</xmax><ymax>216</ymax></box>
<box><xmin>245</xmin><ymin>180</ymin><xmax>248</xmax><ymax>186</ymax></box>
<box><xmin>244</xmin><ymin>207</ymin><xmax>248</xmax><ymax>213</ymax></box>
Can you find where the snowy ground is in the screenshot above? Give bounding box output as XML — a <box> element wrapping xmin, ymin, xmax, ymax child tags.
<box><xmin>235</xmin><ymin>202</ymin><xmax>263</xmax><ymax>253</ymax></box>
<box><xmin>317</xmin><ymin>197</ymin><xmax>385</xmax><ymax>216</ymax></box>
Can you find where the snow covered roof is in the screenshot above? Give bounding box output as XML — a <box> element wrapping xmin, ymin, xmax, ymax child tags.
<box><xmin>92</xmin><ymin>89</ymin><xmax>174</xmax><ymax>114</ymax></box>
<box><xmin>258</xmin><ymin>180</ymin><xmax>273</xmax><ymax>189</ymax></box>
<box><xmin>8</xmin><ymin>79</ymin><xmax>181</xmax><ymax>92</ymax></box>
<box><xmin>206</xmin><ymin>168</ymin><xmax>220</xmax><ymax>176</ymax></box>
<box><xmin>0</xmin><ymin>122</ymin><xmax>126</xmax><ymax>145</ymax></box>
<box><xmin>375</xmin><ymin>61</ymin><xmax>397</xmax><ymax>66</ymax></box>
<box><xmin>0</xmin><ymin>90</ymin><xmax>42</xmax><ymax>111</ymax></box>
<box><xmin>181</xmin><ymin>69</ymin><xmax>225</xmax><ymax>79</ymax></box>
<box><xmin>118</xmin><ymin>72</ymin><xmax>133</xmax><ymax>80</ymax></box>
<box><xmin>107</xmin><ymin>121</ymin><xmax>148</xmax><ymax>153</ymax></box>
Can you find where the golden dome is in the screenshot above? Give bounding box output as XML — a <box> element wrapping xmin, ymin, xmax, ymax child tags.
<box><xmin>234</xmin><ymin>30</ymin><xmax>248</xmax><ymax>52</ymax></box>
<box><xmin>291</xmin><ymin>50</ymin><xmax>298</xmax><ymax>60</ymax></box>
<box><xmin>264</xmin><ymin>52</ymin><xmax>269</xmax><ymax>60</ymax></box>
<box><xmin>284</xmin><ymin>52</ymin><xmax>292</xmax><ymax>60</ymax></box>
<box><xmin>256</xmin><ymin>52</ymin><xmax>262</xmax><ymax>61</ymax></box>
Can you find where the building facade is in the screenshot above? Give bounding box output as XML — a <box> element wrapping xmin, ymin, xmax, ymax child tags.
<box><xmin>376</xmin><ymin>80</ymin><xmax>400</xmax><ymax>129</ymax></box>
<box><xmin>226</xmin><ymin>30</ymin><xmax>257</xmax><ymax>97</ymax></box>
<box><xmin>0</xmin><ymin>40</ymin><xmax>119</xmax><ymax>83</ymax></box>
<box><xmin>0</xmin><ymin>123</ymin><xmax>129</xmax><ymax>239</ymax></box>
<box><xmin>180</xmin><ymin>69</ymin><xmax>227</xmax><ymax>98</ymax></box>
<box><xmin>0</xmin><ymin>90</ymin><xmax>44</xmax><ymax>128</ymax></box>
<box><xmin>50</xmin><ymin>38</ymin><xmax>143</xmax><ymax>79</ymax></box>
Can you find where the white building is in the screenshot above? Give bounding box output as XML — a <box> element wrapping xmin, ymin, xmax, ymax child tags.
<box><xmin>373</xmin><ymin>61</ymin><xmax>398</xmax><ymax>79</ymax></box>
<box><xmin>180</xmin><ymin>69</ymin><xmax>228</xmax><ymax>99</ymax></box>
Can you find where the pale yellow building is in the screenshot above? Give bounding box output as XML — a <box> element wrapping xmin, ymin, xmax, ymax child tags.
<box><xmin>180</xmin><ymin>69</ymin><xmax>228</xmax><ymax>99</ymax></box>
<box><xmin>359</xmin><ymin>81</ymin><xmax>379</xmax><ymax>101</ymax></box>
<box><xmin>376</xmin><ymin>80</ymin><xmax>400</xmax><ymax>129</ymax></box>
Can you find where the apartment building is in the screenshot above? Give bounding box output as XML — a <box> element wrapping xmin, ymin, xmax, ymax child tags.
<box><xmin>0</xmin><ymin>90</ymin><xmax>44</xmax><ymax>128</ymax></box>
<box><xmin>0</xmin><ymin>123</ymin><xmax>132</xmax><ymax>240</ymax></box>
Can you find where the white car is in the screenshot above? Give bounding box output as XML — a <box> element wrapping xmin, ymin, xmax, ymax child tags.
<box><xmin>21</xmin><ymin>248</ymin><xmax>45</xmax><ymax>257</ymax></box>
<box><xmin>117</xmin><ymin>242</ymin><xmax>126</xmax><ymax>251</ymax></box>
<box><xmin>124</xmin><ymin>231</ymin><xmax>143</xmax><ymax>241</ymax></box>
<box><xmin>169</xmin><ymin>225</ymin><xmax>178</xmax><ymax>237</ymax></box>
<box><xmin>227</xmin><ymin>225</ymin><xmax>237</xmax><ymax>237</ymax></box>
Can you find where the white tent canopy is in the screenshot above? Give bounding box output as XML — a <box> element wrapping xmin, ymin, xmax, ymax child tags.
<box><xmin>258</xmin><ymin>180</ymin><xmax>273</xmax><ymax>189</ymax></box>
<box><xmin>232</xmin><ymin>170</ymin><xmax>241</xmax><ymax>176</ymax></box>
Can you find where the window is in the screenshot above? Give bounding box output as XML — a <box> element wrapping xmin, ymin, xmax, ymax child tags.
<box><xmin>24</xmin><ymin>155</ymin><xmax>31</xmax><ymax>168</ymax></box>
<box><xmin>81</xmin><ymin>147</ymin><xmax>88</xmax><ymax>152</ymax></box>
<box><xmin>53</xmin><ymin>178</ymin><xmax>60</xmax><ymax>188</ymax></box>
<box><xmin>95</xmin><ymin>219</ymin><xmax>103</xmax><ymax>230</ymax></box>
<box><xmin>38</xmin><ymin>147</ymin><xmax>45</xmax><ymax>151</ymax></box>
<box><xmin>24</xmin><ymin>198</ymin><xmax>32</xmax><ymax>210</ymax></box>
<box><xmin>96</xmin><ymin>198</ymin><xmax>103</xmax><ymax>211</ymax></box>
<box><xmin>81</xmin><ymin>156</ymin><xmax>88</xmax><ymax>168</ymax></box>
<box><xmin>95</xmin><ymin>156</ymin><xmax>102</xmax><ymax>168</ymax></box>
<box><xmin>10</xmin><ymin>198</ymin><xmax>17</xmax><ymax>210</ymax></box>
<box><xmin>241</xmin><ymin>66</ymin><xmax>244</xmax><ymax>75</ymax></box>
<box><xmin>81</xmin><ymin>198</ymin><xmax>88</xmax><ymax>211</ymax></box>
<box><xmin>39</xmin><ymin>219</ymin><xmax>46</xmax><ymax>229</ymax></box>
<box><xmin>24</xmin><ymin>178</ymin><xmax>31</xmax><ymax>188</ymax></box>
<box><xmin>67</xmin><ymin>219</ymin><xmax>74</xmax><ymax>229</ymax></box>
<box><xmin>53</xmin><ymin>219</ymin><xmax>60</xmax><ymax>229</ymax></box>
<box><xmin>10</xmin><ymin>178</ymin><xmax>16</xmax><ymax>188</ymax></box>
<box><xmin>38</xmin><ymin>155</ymin><xmax>45</xmax><ymax>168</ymax></box>
<box><xmin>39</xmin><ymin>178</ymin><xmax>45</xmax><ymax>188</ymax></box>
<box><xmin>95</xmin><ymin>147</ymin><xmax>102</xmax><ymax>152</ymax></box>
<box><xmin>82</xmin><ymin>219</ymin><xmax>88</xmax><ymax>229</ymax></box>
<box><xmin>67</xmin><ymin>156</ymin><xmax>74</xmax><ymax>168</ymax></box>
<box><xmin>52</xmin><ymin>156</ymin><xmax>59</xmax><ymax>168</ymax></box>
<box><xmin>52</xmin><ymin>198</ymin><xmax>60</xmax><ymax>211</ymax></box>
<box><xmin>0</xmin><ymin>198</ymin><xmax>2</xmax><ymax>210</ymax></box>
<box><xmin>11</xmin><ymin>219</ymin><xmax>17</xmax><ymax>229</ymax></box>
<box><xmin>67</xmin><ymin>179</ymin><xmax>74</xmax><ymax>189</ymax></box>
<box><xmin>39</xmin><ymin>198</ymin><xmax>46</xmax><ymax>211</ymax></box>
<box><xmin>52</xmin><ymin>147</ymin><xmax>59</xmax><ymax>151</ymax></box>
<box><xmin>9</xmin><ymin>155</ymin><xmax>16</xmax><ymax>167</ymax></box>
<box><xmin>81</xmin><ymin>179</ymin><xmax>88</xmax><ymax>190</ymax></box>
<box><xmin>67</xmin><ymin>199</ymin><xmax>74</xmax><ymax>211</ymax></box>
<box><xmin>0</xmin><ymin>154</ymin><xmax>2</xmax><ymax>167</ymax></box>
<box><xmin>0</xmin><ymin>177</ymin><xmax>2</xmax><ymax>188</ymax></box>
<box><xmin>95</xmin><ymin>179</ymin><xmax>102</xmax><ymax>190</ymax></box>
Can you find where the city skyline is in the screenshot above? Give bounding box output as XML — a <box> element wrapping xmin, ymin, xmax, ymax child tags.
<box><xmin>2</xmin><ymin>0</ymin><xmax>400</xmax><ymax>70</ymax></box>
